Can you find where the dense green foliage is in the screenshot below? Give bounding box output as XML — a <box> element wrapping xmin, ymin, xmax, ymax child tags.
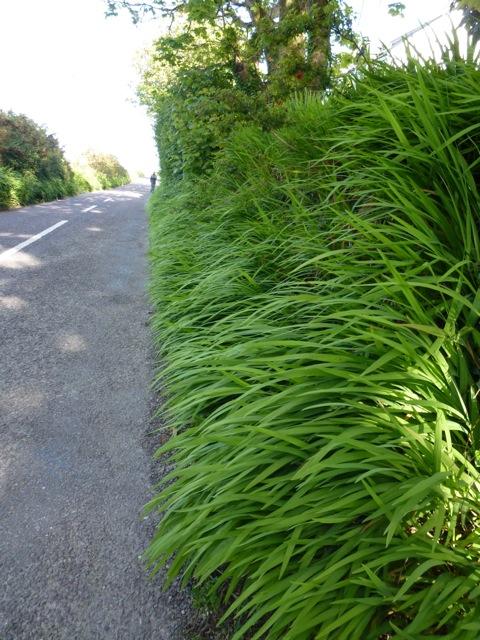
<box><xmin>0</xmin><ymin>110</ymin><xmax>80</xmax><ymax>209</ymax></box>
<box><xmin>139</xmin><ymin>25</ymin><xmax>277</xmax><ymax>180</ymax></box>
<box><xmin>0</xmin><ymin>110</ymin><xmax>130</xmax><ymax>209</ymax></box>
<box><xmin>76</xmin><ymin>151</ymin><xmax>131</xmax><ymax>190</ymax></box>
<box><xmin>109</xmin><ymin>0</ymin><xmax>357</xmax><ymax>95</ymax></box>
<box><xmin>124</xmin><ymin>0</ymin><xmax>364</xmax><ymax>182</ymax></box>
<box><xmin>135</xmin><ymin>0</ymin><xmax>428</xmax><ymax>181</ymax></box>
<box><xmin>152</xmin><ymin>64</ymin><xmax>272</xmax><ymax>180</ymax></box>
<box><xmin>146</xmin><ymin>50</ymin><xmax>480</xmax><ymax>638</ymax></box>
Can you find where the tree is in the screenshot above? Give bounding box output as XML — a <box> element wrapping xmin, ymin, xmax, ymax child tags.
<box><xmin>137</xmin><ymin>24</ymin><xmax>272</xmax><ymax>180</ymax></box>
<box><xmin>107</xmin><ymin>0</ymin><xmax>356</xmax><ymax>93</ymax></box>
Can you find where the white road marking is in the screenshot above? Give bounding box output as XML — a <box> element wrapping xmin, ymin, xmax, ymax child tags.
<box><xmin>82</xmin><ymin>205</ymin><xmax>96</xmax><ymax>212</ymax></box>
<box><xmin>103</xmin><ymin>197</ymin><xmax>113</xmax><ymax>203</ymax></box>
<box><xmin>0</xmin><ymin>220</ymin><xmax>68</xmax><ymax>261</ymax></box>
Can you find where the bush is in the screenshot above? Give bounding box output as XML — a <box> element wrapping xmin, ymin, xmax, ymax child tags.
<box><xmin>73</xmin><ymin>152</ymin><xmax>130</xmax><ymax>191</ymax></box>
<box><xmin>0</xmin><ymin>167</ymin><xmax>96</xmax><ymax>210</ymax></box>
<box><xmin>82</xmin><ymin>151</ymin><xmax>130</xmax><ymax>189</ymax></box>
<box><xmin>0</xmin><ymin>110</ymin><xmax>68</xmax><ymax>180</ymax></box>
<box><xmin>146</xmin><ymin>52</ymin><xmax>480</xmax><ymax>639</ymax></box>
<box><xmin>0</xmin><ymin>110</ymin><xmax>95</xmax><ymax>209</ymax></box>
<box><xmin>0</xmin><ymin>166</ymin><xmax>20</xmax><ymax>209</ymax></box>
<box><xmin>16</xmin><ymin>170</ymin><xmax>43</xmax><ymax>205</ymax></box>
<box><xmin>71</xmin><ymin>171</ymin><xmax>93</xmax><ymax>194</ymax></box>
<box><xmin>154</xmin><ymin>66</ymin><xmax>268</xmax><ymax>182</ymax></box>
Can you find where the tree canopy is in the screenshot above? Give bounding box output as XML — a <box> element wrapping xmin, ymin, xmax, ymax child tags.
<box><xmin>108</xmin><ymin>0</ymin><xmax>480</xmax><ymax>94</ymax></box>
<box><xmin>108</xmin><ymin>0</ymin><xmax>358</xmax><ymax>93</ymax></box>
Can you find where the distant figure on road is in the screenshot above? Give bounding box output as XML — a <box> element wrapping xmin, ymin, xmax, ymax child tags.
<box><xmin>150</xmin><ymin>172</ymin><xmax>157</xmax><ymax>192</ymax></box>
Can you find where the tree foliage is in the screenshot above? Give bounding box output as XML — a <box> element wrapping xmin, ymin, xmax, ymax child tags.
<box><xmin>387</xmin><ymin>2</ymin><xmax>406</xmax><ymax>16</ymax></box>
<box><xmin>109</xmin><ymin>0</ymin><xmax>358</xmax><ymax>93</ymax></box>
<box><xmin>138</xmin><ymin>24</ymin><xmax>279</xmax><ymax>180</ymax></box>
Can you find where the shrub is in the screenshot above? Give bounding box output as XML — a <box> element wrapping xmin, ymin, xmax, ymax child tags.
<box><xmin>0</xmin><ymin>166</ymin><xmax>20</xmax><ymax>209</ymax></box>
<box><xmin>146</xmin><ymin>51</ymin><xmax>480</xmax><ymax>639</ymax></box>
<box><xmin>16</xmin><ymin>170</ymin><xmax>43</xmax><ymax>205</ymax></box>
<box><xmin>153</xmin><ymin>66</ymin><xmax>267</xmax><ymax>182</ymax></box>
<box><xmin>0</xmin><ymin>110</ymin><xmax>94</xmax><ymax>208</ymax></box>
<box><xmin>71</xmin><ymin>171</ymin><xmax>93</xmax><ymax>194</ymax></box>
<box><xmin>82</xmin><ymin>151</ymin><xmax>130</xmax><ymax>189</ymax></box>
<box><xmin>0</xmin><ymin>111</ymin><xmax>68</xmax><ymax>180</ymax></box>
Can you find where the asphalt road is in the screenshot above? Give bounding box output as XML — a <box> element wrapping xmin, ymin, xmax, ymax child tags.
<box><xmin>0</xmin><ymin>185</ymin><xmax>187</xmax><ymax>639</ymax></box>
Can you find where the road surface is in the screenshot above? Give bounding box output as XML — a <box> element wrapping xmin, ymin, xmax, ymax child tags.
<box><xmin>0</xmin><ymin>185</ymin><xmax>188</xmax><ymax>639</ymax></box>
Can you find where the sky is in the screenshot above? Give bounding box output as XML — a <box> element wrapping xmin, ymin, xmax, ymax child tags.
<box><xmin>0</xmin><ymin>0</ymin><xmax>161</xmax><ymax>174</ymax></box>
<box><xmin>349</xmin><ymin>0</ymin><xmax>456</xmax><ymax>47</ymax></box>
<box><xmin>0</xmin><ymin>0</ymin><xmax>465</xmax><ymax>175</ymax></box>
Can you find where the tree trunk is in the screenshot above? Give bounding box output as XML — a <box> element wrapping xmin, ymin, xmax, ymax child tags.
<box><xmin>307</xmin><ymin>0</ymin><xmax>331</xmax><ymax>89</ymax></box>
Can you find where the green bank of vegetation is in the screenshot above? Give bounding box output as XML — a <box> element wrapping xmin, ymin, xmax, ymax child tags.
<box><xmin>110</xmin><ymin>0</ymin><xmax>480</xmax><ymax>637</ymax></box>
<box><xmin>0</xmin><ymin>111</ymin><xmax>86</xmax><ymax>209</ymax></box>
<box><xmin>147</xmin><ymin>54</ymin><xmax>480</xmax><ymax>638</ymax></box>
<box><xmin>73</xmin><ymin>150</ymin><xmax>131</xmax><ymax>191</ymax></box>
<box><xmin>0</xmin><ymin>111</ymin><xmax>130</xmax><ymax>209</ymax></box>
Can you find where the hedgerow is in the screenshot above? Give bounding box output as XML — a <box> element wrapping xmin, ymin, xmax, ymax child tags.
<box><xmin>75</xmin><ymin>151</ymin><xmax>131</xmax><ymax>190</ymax></box>
<box><xmin>0</xmin><ymin>110</ymin><xmax>78</xmax><ymax>209</ymax></box>
<box><xmin>146</xmin><ymin>48</ymin><xmax>480</xmax><ymax>639</ymax></box>
<box><xmin>0</xmin><ymin>166</ymin><xmax>87</xmax><ymax>210</ymax></box>
<box><xmin>0</xmin><ymin>111</ymin><xmax>130</xmax><ymax>210</ymax></box>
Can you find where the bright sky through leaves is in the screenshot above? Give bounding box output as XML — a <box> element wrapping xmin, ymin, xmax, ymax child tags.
<box><xmin>0</xmin><ymin>0</ymin><xmax>462</xmax><ymax>175</ymax></box>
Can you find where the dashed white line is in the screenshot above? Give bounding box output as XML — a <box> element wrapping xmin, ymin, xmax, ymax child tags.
<box><xmin>103</xmin><ymin>197</ymin><xmax>113</xmax><ymax>203</ymax></box>
<box><xmin>0</xmin><ymin>220</ymin><xmax>68</xmax><ymax>261</ymax></box>
<box><xmin>82</xmin><ymin>205</ymin><xmax>96</xmax><ymax>212</ymax></box>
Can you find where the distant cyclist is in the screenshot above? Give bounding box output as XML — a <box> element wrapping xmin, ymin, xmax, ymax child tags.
<box><xmin>150</xmin><ymin>172</ymin><xmax>157</xmax><ymax>192</ymax></box>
